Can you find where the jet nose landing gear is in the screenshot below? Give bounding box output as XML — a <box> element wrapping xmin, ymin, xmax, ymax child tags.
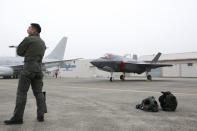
<box><xmin>110</xmin><ymin>72</ymin><xmax>114</xmax><ymax>82</ymax></box>
<box><xmin>110</xmin><ymin>77</ymin><xmax>113</xmax><ymax>82</ymax></box>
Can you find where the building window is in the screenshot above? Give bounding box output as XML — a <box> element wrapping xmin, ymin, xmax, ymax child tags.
<box><xmin>187</xmin><ymin>63</ymin><xmax>193</xmax><ymax>67</ymax></box>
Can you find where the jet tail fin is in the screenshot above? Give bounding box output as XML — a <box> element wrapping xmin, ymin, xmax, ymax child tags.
<box><xmin>151</xmin><ymin>52</ymin><xmax>161</xmax><ymax>63</ymax></box>
<box><xmin>46</xmin><ymin>37</ymin><xmax>67</xmax><ymax>60</ymax></box>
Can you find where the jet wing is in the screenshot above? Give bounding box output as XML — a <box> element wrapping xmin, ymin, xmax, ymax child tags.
<box><xmin>3</xmin><ymin>58</ymin><xmax>81</xmax><ymax>67</ymax></box>
<box><xmin>124</xmin><ymin>61</ymin><xmax>172</xmax><ymax>68</ymax></box>
<box><xmin>43</xmin><ymin>58</ymin><xmax>82</xmax><ymax>65</ymax></box>
<box><xmin>3</xmin><ymin>58</ymin><xmax>82</xmax><ymax>73</ymax></box>
<box><xmin>132</xmin><ymin>63</ymin><xmax>172</xmax><ymax>69</ymax></box>
<box><xmin>3</xmin><ymin>64</ymin><xmax>24</xmax><ymax>70</ymax></box>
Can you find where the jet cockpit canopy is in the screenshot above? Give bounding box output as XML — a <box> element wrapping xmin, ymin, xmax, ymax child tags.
<box><xmin>101</xmin><ymin>53</ymin><xmax>120</xmax><ymax>59</ymax></box>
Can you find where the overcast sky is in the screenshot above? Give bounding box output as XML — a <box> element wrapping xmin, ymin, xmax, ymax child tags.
<box><xmin>1</xmin><ymin>0</ymin><xmax>197</xmax><ymax>59</ymax></box>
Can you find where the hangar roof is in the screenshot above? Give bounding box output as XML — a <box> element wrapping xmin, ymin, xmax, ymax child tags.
<box><xmin>139</xmin><ymin>52</ymin><xmax>197</xmax><ymax>61</ymax></box>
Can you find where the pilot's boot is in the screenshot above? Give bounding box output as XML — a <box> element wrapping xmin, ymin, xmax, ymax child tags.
<box><xmin>4</xmin><ymin>117</ymin><xmax>23</xmax><ymax>125</ymax></box>
<box><xmin>37</xmin><ymin>115</ymin><xmax>44</xmax><ymax>122</ymax></box>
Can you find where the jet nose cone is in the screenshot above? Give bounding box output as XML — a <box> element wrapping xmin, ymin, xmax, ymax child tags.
<box><xmin>90</xmin><ymin>60</ymin><xmax>98</xmax><ymax>67</ymax></box>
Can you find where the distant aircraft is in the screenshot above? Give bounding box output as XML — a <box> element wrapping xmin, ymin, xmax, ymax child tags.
<box><xmin>0</xmin><ymin>37</ymin><xmax>76</xmax><ymax>79</ymax></box>
<box><xmin>90</xmin><ymin>53</ymin><xmax>172</xmax><ymax>81</ymax></box>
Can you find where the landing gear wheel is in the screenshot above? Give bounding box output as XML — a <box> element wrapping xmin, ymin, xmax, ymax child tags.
<box><xmin>120</xmin><ymin>75</ymin><xmax>125</xmax><ymax>81</ymax></box>
<box><xmin>147</xmin><ymin>75</ymin><xmax>152</xmax><ymax>81</ymax></box>
<box><xmin>110</xmin><ymin>77</ymin><xmax>113</xmax><ymax>82</ymax></box>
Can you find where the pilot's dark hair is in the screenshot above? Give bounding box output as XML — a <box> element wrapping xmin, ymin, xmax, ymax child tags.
<box><xmin>31</xmin><ymin>23</ymin><xmax>41</xmax><ymax>33</ymax></box>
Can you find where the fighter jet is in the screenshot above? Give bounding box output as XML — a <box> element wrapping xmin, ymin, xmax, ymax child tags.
<box><xmin>90</xmin><ymin>53</ymin><xmax>172</xmax><ymax>81</ymax></box>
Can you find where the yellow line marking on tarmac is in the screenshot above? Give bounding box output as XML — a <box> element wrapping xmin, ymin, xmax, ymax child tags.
<box><xmin>47</xmin><ymin>85</ymin><xmax>197</xmax><ymax>97</ymax></box>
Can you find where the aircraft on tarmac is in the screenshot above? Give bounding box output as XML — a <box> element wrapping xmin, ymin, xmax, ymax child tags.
<box><xmin>90</xmin><ymin>53</ymin><xmax>172</xmax><ymax>81</ymax></box>
<box><xmin>0</xmin><ymin>37</ymin><xmax>75</xmax><ymax>79</ymax></box>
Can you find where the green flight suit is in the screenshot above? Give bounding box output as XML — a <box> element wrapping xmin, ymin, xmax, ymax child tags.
<box><xmin>12</xmin><ymin>34</ymin><xmax>47</xmax><ymax>120</ymax></box>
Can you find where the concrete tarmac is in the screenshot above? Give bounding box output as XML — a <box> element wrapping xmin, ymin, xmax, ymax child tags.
<box><xmin>0</xmin><ymin>77</ymin><xmax>197</xmax><ymax>131</ymax></box>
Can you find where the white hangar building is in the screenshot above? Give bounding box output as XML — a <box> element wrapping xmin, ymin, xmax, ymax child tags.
<box><xmin>59</xmin><ymin>52</ymin><xmax>197</xmax><ymax>78</ymax></box>
<box><xmin>140</xmin><ymin>52</ymin><xmax>197</xmax><ymax>78</ymax></box>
